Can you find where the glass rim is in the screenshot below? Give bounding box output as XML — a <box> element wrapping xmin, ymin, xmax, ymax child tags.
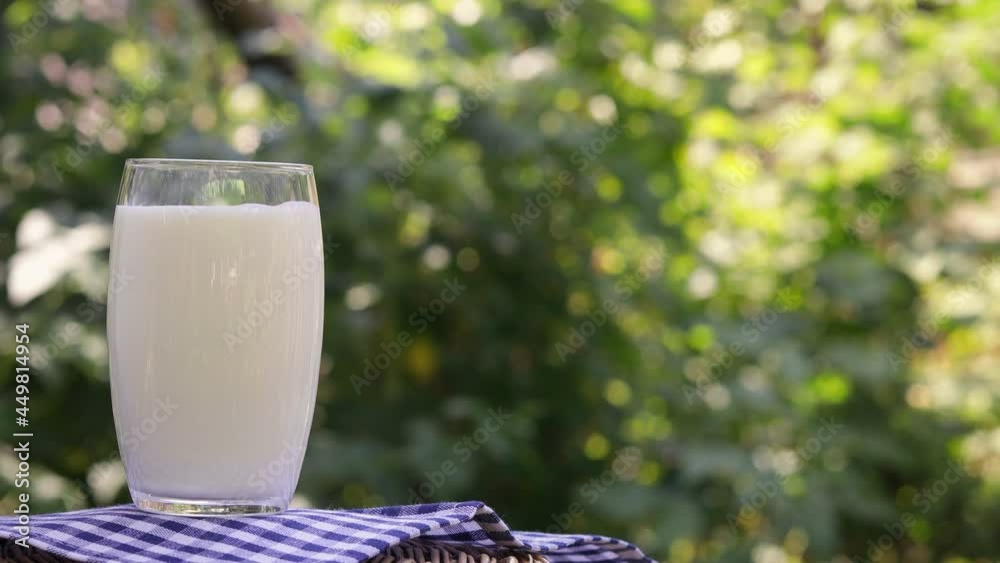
<box><xmin>125</xmin><ymin>158</ymin><xmax>313</xmax><ymax>174</ymax></box>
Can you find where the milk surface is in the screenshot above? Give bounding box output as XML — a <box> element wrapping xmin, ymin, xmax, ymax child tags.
<box><xmin>108</xmin><ymin>202</ymin><xmax>324</xmax><ymax>503</ymax></box>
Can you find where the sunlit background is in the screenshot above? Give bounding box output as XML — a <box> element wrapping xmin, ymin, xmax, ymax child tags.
<box><xmin>2</xmin><ymin>0</ymin><xmax>1000</xmax><ymax>561</ymax></box>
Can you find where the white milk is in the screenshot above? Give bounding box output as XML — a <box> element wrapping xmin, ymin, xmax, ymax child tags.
<box><xmin>108</xmin><ymin>202</ymin><xmax>324</xmax><ymax>505</ymax></box>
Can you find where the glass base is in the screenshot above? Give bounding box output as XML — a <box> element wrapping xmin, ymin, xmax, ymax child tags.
<box><xmin>131</xmin><ymin>490</ymin><xmax>287</xmax><ymax>517</ymax></box>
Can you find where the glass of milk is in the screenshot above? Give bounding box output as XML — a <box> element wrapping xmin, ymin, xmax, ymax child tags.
<box><xmin>108</xmin><ymin>159</ymin><xmax>324</xmax><ymax>516</ymax></box>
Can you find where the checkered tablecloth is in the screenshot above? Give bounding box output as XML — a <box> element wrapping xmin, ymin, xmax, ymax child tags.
<box><xmin>0</xmin><ymin>501</ymin><xmax>653</xmax><ymax>563</ymax></box>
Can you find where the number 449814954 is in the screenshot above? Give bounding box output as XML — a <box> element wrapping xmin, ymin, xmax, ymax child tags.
<box><xmin>15</xmin><ymin>324</ymin><xmax>29</xmax><ymax>427</ymax></box>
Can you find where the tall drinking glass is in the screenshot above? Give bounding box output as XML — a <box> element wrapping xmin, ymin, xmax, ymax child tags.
<box><xmin>108</xmin><ymin>159</ymin><xmax>324</xmax><ymax>516</ymax></box>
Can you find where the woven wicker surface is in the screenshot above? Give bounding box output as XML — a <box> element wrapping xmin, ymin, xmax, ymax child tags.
<box><xmin>2</xmin><ymin>540</ymin><xmax>73</xmax><ymax>563</ymax></box>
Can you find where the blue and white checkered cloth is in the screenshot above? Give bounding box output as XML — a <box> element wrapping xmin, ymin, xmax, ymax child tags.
<box><xmin>0</xmin><ymin>501</ymin><xmax>653</xmax><ymax>563</ymax></box>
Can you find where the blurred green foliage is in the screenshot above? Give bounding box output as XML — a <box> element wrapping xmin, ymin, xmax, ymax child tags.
<box><xmin>1</xmin><ymin>0</ymin><xmax>1000</xmax><ymax>561</ymax></box>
